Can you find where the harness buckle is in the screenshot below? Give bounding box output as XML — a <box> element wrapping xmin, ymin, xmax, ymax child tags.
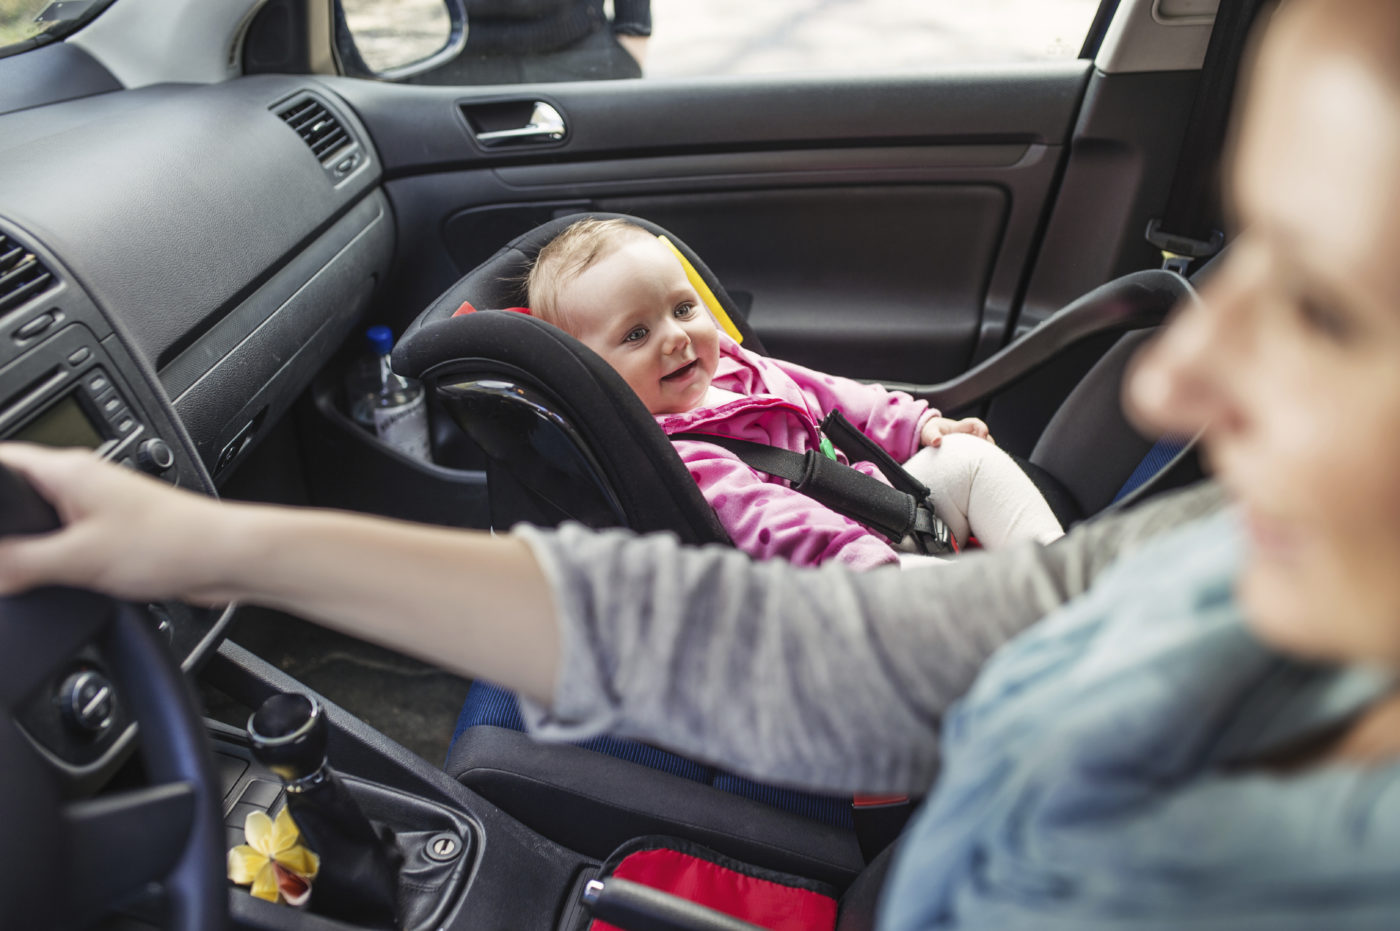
<box><xmin>911</xmin><ymin>503</ymin><xmax>957</xmax><ymax>556</ymax></box>
<box><xmin>1144</xmin><ymin>219</ymin><xmax>1223</xmax><ymax>276</ymax></box>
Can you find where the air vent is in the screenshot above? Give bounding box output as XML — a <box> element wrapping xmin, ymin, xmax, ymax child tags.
<box><xmin>277</xmin><ymin>96</ymin><xmax>352</xmax><ymax>162</ymax></box>
<box><xmin>0</xmin><ymin>232</ymin><xmax>56</xmax><ymax>315</ymax></box>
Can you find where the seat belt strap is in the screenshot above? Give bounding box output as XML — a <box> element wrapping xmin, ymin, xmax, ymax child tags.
<box><xmin>671</xmin><ymin>432</ymin><xmax>954</xmax><ymax>554</ymax></box>
<box><xmin>819</xmin><ymin>410</ymin><xmax>932</xmax><ymax>500</ymax></box>
<box><xmin>1145</xmin><ymin>0</ymin><xmax>1268</xmax><ymax>273</ymax></box>
<box><xmin>672</xmin><ymin>433</ymin><xmax>914</xmax><ymax>541</ymax></box>
<box><xmin>818</xmin><ymin>411</ymin><xmax>956</xmax><ymax>553</ymax></box>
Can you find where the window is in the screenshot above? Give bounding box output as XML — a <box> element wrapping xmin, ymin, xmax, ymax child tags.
<box><xmin>0</xmin><ymin>0</ymin><xmax>117</xmax><ymax>58</ymax></box>
<box><xmin>337</xmin><ymin>0</ymin><xmax>1108</xmax><ymax>87</ymax></box>
<box><xmin>340</xmin><ymin>0</ymin><xmax>452</xmax><ymax>74</ymax></box>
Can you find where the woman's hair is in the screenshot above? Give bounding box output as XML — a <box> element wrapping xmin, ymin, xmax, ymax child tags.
<box><xmin>526</xmin><ymin>217</ymin><xmax>654</xmax><ymax>331</ymax></box>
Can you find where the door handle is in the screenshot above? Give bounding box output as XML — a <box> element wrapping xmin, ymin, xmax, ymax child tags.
<box><xmin>474</xmin><ymin>102</ymin><xmax>567</xmax><ymax>145</ymax></box>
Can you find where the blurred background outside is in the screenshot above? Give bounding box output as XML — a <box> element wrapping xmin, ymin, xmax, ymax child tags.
<box><xmin>344</xmin><ymin>0</ymin><xmax>1103</xmax><ymax>77</ymax></box>
<box><xmin>0</xmin><ymin>1</ymin><xmax>1101</xmax><ymax>76</ymax></box>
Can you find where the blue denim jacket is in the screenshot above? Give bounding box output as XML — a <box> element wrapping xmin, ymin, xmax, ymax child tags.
<box><xmin>881</xmin><ymin>512</ymin><xmax>1399</xmax><ymax>930</ymax></box>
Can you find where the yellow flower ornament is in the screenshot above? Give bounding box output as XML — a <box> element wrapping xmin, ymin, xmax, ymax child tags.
<box><xmin>228</xmin><ymin>807</ymin><xmax>320</xmax><ymax>906</ymax></box>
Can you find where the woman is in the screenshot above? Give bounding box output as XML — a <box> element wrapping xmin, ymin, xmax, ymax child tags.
<box><xmin>2</xmin><ymin>0</ymin><xmax>1399</xmax><ymax>924</ymax></box>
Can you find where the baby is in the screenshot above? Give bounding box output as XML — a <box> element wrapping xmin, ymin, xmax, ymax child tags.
<box><xmin>526</xmin><ymin>218</ymin><xmax>1063</xmax><ymax>569</ymax></box>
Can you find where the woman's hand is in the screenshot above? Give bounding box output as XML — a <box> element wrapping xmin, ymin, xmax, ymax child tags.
<box><xmin>617</xmin><ymin>34</ymin><xmax>649</xmax><ymax>69</ymax></box>
<box><xmin>920</xmin><ymin>416</ymin><xmax>993</xmax><ymax>448</ymax></box>
<box><xmin>0</xmin><ymin>441</ymin><xmax>561</xmax><ymax>701</ymax></box>
<box><xmin>0</xmin><ymin>443</ymin><xmax>235</xmax><ymax>603</ymax></box>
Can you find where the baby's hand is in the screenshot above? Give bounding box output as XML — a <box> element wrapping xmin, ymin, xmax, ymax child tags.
<box><xmin>920</xmin><ymin>416</ymin><xmax>993</xmax><ymax>448</ymax></box>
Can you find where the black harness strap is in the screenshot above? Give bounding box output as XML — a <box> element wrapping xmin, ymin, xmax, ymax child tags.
<box><xmin>819</xmin><ymin>409</ymin><xmax>932</xmax><ymax>500</ymax></box>
<box><xmin>671</xmin><ymin>432</ymin><xmax>954</xmax><ymax>555</ymax></box>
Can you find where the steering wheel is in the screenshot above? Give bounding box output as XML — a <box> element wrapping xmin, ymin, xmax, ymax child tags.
<box><xmin>0</xmin><ymin>462</ymin><xmax>225</xmax><ymax>928</ymax></box>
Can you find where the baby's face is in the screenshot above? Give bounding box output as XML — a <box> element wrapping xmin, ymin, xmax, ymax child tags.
<box><xmin>558</xmin><ymin>235</ymin><xmax>720</xmax><ymax>415</ymax></box>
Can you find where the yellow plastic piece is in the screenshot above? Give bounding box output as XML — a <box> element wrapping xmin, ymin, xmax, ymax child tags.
<box><xmin>657</xmin><ymin>235</ymin><xmax>743</xmax><ymax>344</ymax></box>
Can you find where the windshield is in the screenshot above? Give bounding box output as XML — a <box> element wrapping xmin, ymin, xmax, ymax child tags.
<box><xmin>0</xmin><ymin>0</ymin><xmax>117</xmax><ymax>58</ymax></box>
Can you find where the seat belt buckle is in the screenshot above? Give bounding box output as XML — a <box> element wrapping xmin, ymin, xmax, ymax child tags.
<box><xmin>912</xmin><ymin>503</ymin><xmax>958</xmax><ymax>556</ymax></box>
<box><xmin>1144</xmin><ymin>219</ymin><xmax>1223</xmax><ymax>276</ymax></box>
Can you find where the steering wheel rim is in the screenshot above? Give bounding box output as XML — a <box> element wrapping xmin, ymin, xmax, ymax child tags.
<box><xmin>0</xmin><ymin>463</ymin><xmax>226</xmax><ymax>928</ymax></box>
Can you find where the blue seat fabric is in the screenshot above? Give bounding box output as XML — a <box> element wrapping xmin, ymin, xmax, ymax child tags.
<box><xmin>452</xmin><ymin>680</ymin><xmax>854</xmax><ymax>829</ymax></box>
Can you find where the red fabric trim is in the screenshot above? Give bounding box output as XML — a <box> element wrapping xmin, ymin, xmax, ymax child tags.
<box><xmin>852</xmin><ymin>793</ymin><xmax>909</xmax><ymax>808</ymax></box>
<box><xmin>590</xmin><ymin>848</ymin><xmax>837</xmax><ymax>931</ymax></box>
<box><xmin>452</xmin><ymin>302</ymin><xmax>532</xmax><ymax>318</ymax></box>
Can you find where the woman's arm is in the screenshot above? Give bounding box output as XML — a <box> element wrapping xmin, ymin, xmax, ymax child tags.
<box><xmin>519</xmin><ymin>481</ymin><xmax>1225</xmax><ymax>793</ymax></box>
<box><xmin>0</xmin><ymin>442</ymin><xmax>1223</xmax><ymax>793</ymax></box>
<box><xmin>0</xmin><ymin>444</ymin><xmax>559</xmax><ymax>704</ymax></box>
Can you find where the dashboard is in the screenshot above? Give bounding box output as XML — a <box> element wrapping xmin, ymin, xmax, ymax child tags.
<box><xmin>0</xmin><ymin>64</ymin><xmax>394</xmax><ymax>786</ymax></box>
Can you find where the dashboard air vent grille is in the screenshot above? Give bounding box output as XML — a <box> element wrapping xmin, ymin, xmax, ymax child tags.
<box><xmin>277</xmin><ymin>97</ymin><xmax>351</xmax><ymax>161</ymax></box>
<box><xmin>0</xmin><ymin>233</ymin><xmax>56</xmax><ymax>314</ymax></box>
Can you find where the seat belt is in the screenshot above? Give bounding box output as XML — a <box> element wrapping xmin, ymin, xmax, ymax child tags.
<box><xmin>1145</xmin><ymin>0</ymin><xmax>1268</xmax><ymax>275</ymax></box>
<box><xmin>670</xmin><ymin>432</ymin><xmax>956</xmax><ymax>556</ymax></box>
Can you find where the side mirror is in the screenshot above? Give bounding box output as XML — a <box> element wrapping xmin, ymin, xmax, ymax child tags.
<box><xmin>333</xmin><ymin>0</ymin><xmax>467</xmax><ymax>80</ymax></box>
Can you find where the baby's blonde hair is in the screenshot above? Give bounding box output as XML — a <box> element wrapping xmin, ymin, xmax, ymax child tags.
<box><xmin>526</xmin><ymin>217</ymin><xmax>655</xmax><ymax>332</ymax></box>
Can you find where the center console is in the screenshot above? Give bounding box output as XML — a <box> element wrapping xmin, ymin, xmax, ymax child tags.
<box><xmin>204</xmin><ymin>642</ymin><xmax>593</xmax><ymax>931</ymax></box>
<box><xmin>0</xmin><ymin>224</ymin><xmax>232</xmax><ymax>790</ymax></box>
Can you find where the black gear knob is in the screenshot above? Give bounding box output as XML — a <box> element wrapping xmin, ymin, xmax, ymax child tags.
<box><xmin>247</xmin><ymin>693</ymin><xmax>329</xmax><ymax>786</ymax></box>
<box><xmin>245</xmin><ymin>692</ymin><xmax>401</xmax><ymax>927</ymax></box>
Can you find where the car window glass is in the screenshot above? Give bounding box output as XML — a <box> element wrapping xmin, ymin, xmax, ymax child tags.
<box><xmin>338</xmin><ymin>0</ymin><xmax>1108</xmax><ymax>87</ymax></box>
<box><xmin>341</xmin><ymin>0</ymin><xmax>453</xmax><ymax>73</ymax></box>
<box><xmin>0</xmin><ymin>0</ymin><xmax>116</xmax><ymax>56</ymax></box>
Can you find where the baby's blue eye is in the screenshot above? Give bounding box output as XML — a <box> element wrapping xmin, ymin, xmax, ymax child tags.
<box><xmin>624</xmin><ymin>326</ymin><xmax>647</xmax><ymax>343</ymax></box>
<box><xmin>674</xmin><ymin>302</ymin><xmax>696</xmax><ymax>318</ymax></box>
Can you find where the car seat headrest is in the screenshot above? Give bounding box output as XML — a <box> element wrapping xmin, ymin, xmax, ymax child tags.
<box><xmin>398</xmin><ymin>211</ymin><xmax>763</xmax><ymax>353</ymax></box>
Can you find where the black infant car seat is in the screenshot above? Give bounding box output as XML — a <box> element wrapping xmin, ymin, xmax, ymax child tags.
<box><xmin>392</xmin><ymin>213</ymin><xmax>1204</xmax><ymax>851</ymax></box>
<box><xmin>394</xmin><ymin>213</ymin><xmax>866</xmax><ymax>830</ymax></box>
<box><xmin>395</xmin><ymin>212</ymin><xmax>1198</xmax><ymax>539</ymax></box>
<box><xmin>396</xmin><ymin>213</ymin><xmax>759</xmax><ymax>544</ymax></box>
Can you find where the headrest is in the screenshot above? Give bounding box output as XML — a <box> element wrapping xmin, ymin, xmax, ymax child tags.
<box><xmin>398</xmin><ymin>211</ymin><xmax>762</xmax><ymax>352</ymax></box>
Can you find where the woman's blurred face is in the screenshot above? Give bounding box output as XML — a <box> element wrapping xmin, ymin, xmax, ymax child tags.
<box><xmin>1128</xmin><ymin>0</ymin><xmax>1400</xmax><ymax>664</ymax></box>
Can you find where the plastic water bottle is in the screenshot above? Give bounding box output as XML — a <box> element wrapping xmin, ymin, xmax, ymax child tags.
<box><xmin>346</xmin><ymin>326</ymin><xmax>431</xmax><ymax>462</ymax></box>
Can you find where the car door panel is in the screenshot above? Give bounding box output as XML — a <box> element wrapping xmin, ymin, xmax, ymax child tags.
<box><xmin>330</xmin><ymin>64</ymin><xmax>1090</xmax><ymax>170</ymax></box>
<box><xmin>332</xmin><ymin>64</ymin><xmax>1092</xmax><ymax>385</ymax></box>
<box><xmin>592</xmin><ymin>185</ymin><xmax>1008</xmax><ymax>383</ymax></box>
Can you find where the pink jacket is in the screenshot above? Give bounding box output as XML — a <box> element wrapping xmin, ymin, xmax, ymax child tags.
<box><xmin>655</xmin><ymin>336</ymin><xmax>937</xmax><ymax>570</ymax></box>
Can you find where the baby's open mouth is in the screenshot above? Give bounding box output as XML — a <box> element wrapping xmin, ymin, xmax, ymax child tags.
<box><xmin>663</xmin><ymin>359</ymin><xmax>698</xmax><ymax>381</ymax></box>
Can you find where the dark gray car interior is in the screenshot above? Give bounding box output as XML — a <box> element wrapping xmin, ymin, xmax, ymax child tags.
<box><xmin>0</xmin><ymin>2</ymin><xmax>1215</xmax><ymax>923</ymax></box>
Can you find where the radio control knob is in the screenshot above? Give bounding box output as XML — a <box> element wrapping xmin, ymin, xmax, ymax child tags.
<box><xmin>136</xmin><ymin>437</ymin><xmax>175</xmax><ymax>473</ymax></box>
<box><xmin>60</xmin><ymin>670</ymin><xmax>116</xmax><ymax>734</ymax></box>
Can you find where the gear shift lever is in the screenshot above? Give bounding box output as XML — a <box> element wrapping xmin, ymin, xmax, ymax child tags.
<box><xmin>248</xmin><ymin>693</ymin><xmax>401</xmax><ymax>927</ymax></box>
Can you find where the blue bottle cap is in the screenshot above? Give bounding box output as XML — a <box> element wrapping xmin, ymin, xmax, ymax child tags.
<box><xmin>366</xmin><ymin>325</ymin><xmax>394</xmax><ymax>356</ymax></box>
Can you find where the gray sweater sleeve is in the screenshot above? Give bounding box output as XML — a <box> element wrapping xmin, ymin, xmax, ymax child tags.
<box><xmin>513</xmin><ymin>481</ymin><xmax>1225</xmax><ymax>794</ymax></box>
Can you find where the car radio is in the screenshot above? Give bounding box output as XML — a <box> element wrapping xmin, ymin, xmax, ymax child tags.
<box><xmin>0</xmin><ymin>320</ymin><xmax>176</xmax><ymax>473</ymax></box>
